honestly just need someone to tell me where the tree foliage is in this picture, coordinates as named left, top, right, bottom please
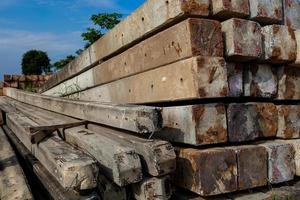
left=53, top=55, right=75, bottom=71
left=21, top=50, right=51, bottom=75
left=82, top=13, right=122, bottom=48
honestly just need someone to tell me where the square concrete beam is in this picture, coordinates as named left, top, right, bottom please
left=277, top=66, right=300, bottom=100
left=258, top=141, right=295, bottom=184
left=280, top=139, right=300, bottom=177
left=175, top=147, right=237, bottom=196
left=249, top=0, right=282, bottom=24
left=261, top=25, right=297, bottom=63
left=211, top=0, right=249, bottom=19
left=283, top=0, right=300, bottom=30
left=243, top=64, right=277, bottom=98
left=227, top=103, right=278, bottom=142
left=221, top=18, right=262, bottom=61
left=277, top=105, right=300, bottom=139
left=227, top=63, right=243, bottom=97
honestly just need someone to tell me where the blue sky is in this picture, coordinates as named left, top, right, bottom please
left=0, top=0, right=145, bottom=80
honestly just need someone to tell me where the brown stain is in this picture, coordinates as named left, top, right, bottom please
left=289, top=52, right=297, bottom=61
left=288, top=26, right=296, bottom=40
left=192, top=105, right=205, bottom=122
left=271, top=47, right=282, bottom=59
left=222, top=0, right=232, bottom=10
left=216, top=104, right=225, bottom=115
left=197, top=126, right=227, bottom=144
left=256, top=104, right=278, bottom=137
left=208, top=66, right=217, bottom=83
left=284, top=75, right=296, bottom=99
left=258, top=6, right=268, bottom=17
left=273, top=25, right=280, bottom=34
left=198, top=87, right=207, bottom=97
left=181, top=0, right=209, bottom=14
left=274, top=8, right=282, bottom=19
left=220, top=86, right=228, bottom=97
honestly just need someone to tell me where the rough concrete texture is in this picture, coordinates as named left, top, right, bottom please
left=258, top=141, right=295, bottom=184
left=175, top=147, right=237, bottom=196
left=211, top=0, right=249, bottom=19
left=226, top=63, right=243, bottom=97
left=293, top=30, right=300, bottom=66
left=232, top=145, right=268, bottom=190
left=249, top=0, right=282, bottom=24
left=261, top=25, right=297, bottom=63
left=243, top=64, right=277, bottom=98
left=277, top=105, right=300, bottom=139
left=277, top=66, right=300, bottom=100
left=283, top=0, right=300, bottom=30
left=227, top=103, right=278, bottom=142
left=280, top=139, right=300, bottom=177
left=221, top=18, right=262, bottom=61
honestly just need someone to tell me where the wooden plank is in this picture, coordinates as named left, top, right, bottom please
left=277, top=105, right=300, bottom=139
left=227, top=103, right=278, bottom=142
left=44, top=18, right=223, bottom=97
left=132, top=176, right=172, bottom=200
left=6, top=112, right=98, bottom=190
left=88, top=124, right=176, bottom=177
left=211, top=0, right=249, bottom=19
left=65, top=56, right=229, bottom=104
left=249, top=0, right=282, bottom=24
left=227, top=63, right=243, bottom=97
left=0, top=127, right=33, bottom=200
left=40, top=0, right=210, bottom=92
left=2, top=125, right=100, bottom=200
left=3, top=88, right=162, bottom=134
left=159, top=104, right=227, bottom=145
left=231, top=145, right=268, bottom=190
left=221, top=18, right=262, bottom=61
left=175, top=147, right=237, bottom=196
left=64, top=126, right=143, bottom=186
left=277, top=66, right=300, bottom=100
left=283, top=0, right=300, bottom=30
left=243, top=64, right=277, bottom=98
left=261, top=25, right=297, bottom=64
left=258, top=141, right=295, bottom=184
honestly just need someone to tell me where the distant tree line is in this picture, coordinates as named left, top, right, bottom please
left=22, top=13, right=122, bottom=75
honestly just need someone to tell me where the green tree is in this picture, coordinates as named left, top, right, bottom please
left=82, top=13, right=122, bottom=48
left=53, top=55, right=75, bottom=71
left=21, top=50, right=51, bottom=75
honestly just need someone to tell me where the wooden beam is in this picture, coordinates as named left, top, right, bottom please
left=261, top=25, right=296, bottom=64
left=277, top=105, right=300, bottom=139
left=88, top=124, right=176, bottom=177
left=227, top=103, right=278, bottom=142
left=159, top=104, right=227, bottom=145
left=211, top=0, right=249, bottom=19
left=64, top=126, right=143, bottom=186
left=221, top=18, right=262, bottom=61
left=249, top=0, right=282, bottom=24
left=131, top=176, right=172, bottom=200
left=40, top=0, right=210, bottom=92
left=6, top=112, right=98, bottom=190
left=0, top=127, right=33, bottom=200
left=65, top=56, right=228, bottom=104
left=243, top=64, right=277, bottom=98
left=175, top=147, right=237, bottom=196
left=2, top=125, right=100, bottom=200
left=283, top=0, right=300, bottom=30
left=258, top=141, right=295, bottom=184
left=3, top=88, right=162, bottom=134
left=43, top=18, right=223, bottom=97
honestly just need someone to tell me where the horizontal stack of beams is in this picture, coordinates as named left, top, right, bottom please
left=2, top=0, right=300, bottom=199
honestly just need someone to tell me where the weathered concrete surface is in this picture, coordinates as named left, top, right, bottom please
left=293, top=30, right=300, bottom=66
left=0, top=128, right=33, bottom=200
left=64, top=126, right=143, bottom=186
left=243, top=64, right=277, bottom=98
left=283, top=0, right=300, bottom=30
left=97, top=174, right=127, bottom=200
left=132, top=176, right=172, bottom=200
left=227, top=103, right=278, bottom=142
left=44, top=18, right=224, bottom=98
left=227, top=63, right=243, bottom=97
left=232, top=145, right=268, bottom=190
left=249, top=0, right=282, bottom=24
left=277, top=105, right=300, bottom=139
left=258, top=141, right=295, bottom=184
left=221, top=18, right=262, bottom=61
left=280, top=139, right=300, bottom=176
left=175, top=147, right=237, bottom=196
left=88, top=124, right=176, bottom=177
left=261, top=25, right=297, bottom=63
left=160, top=104, right=227, bottom=145
left=277, top=66, right=300, bottom=100
left=65, top=56, right=229, bottom=104
left=211, top=0, right=249, bottom=19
